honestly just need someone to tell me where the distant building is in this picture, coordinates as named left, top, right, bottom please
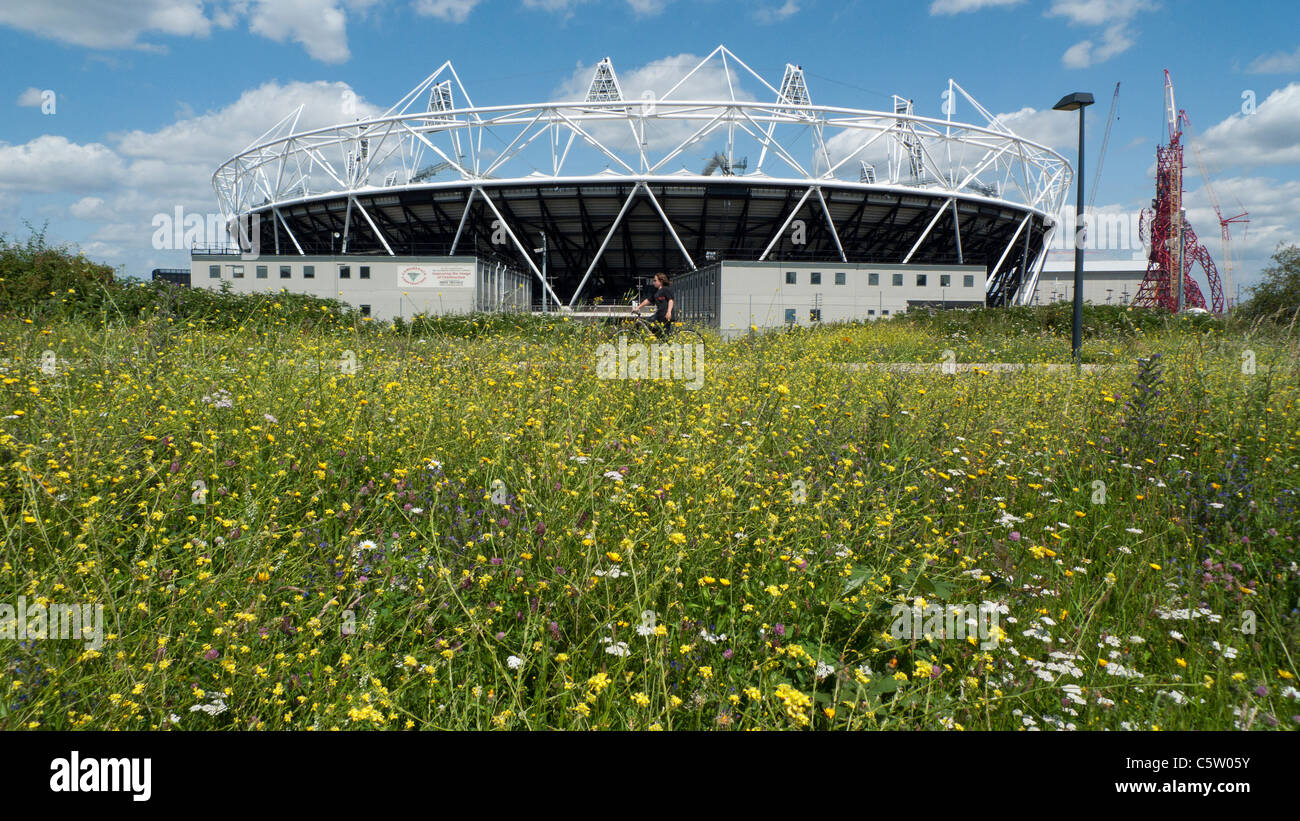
left=151, top=268, right=191, bottom=287
left=190, top=252, right=531, bottom=320
left=1030, top=256, right=1147, bottom=306
left=675, top=260, right=986, bottom=337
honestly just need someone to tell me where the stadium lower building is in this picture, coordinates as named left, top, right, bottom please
left=196, top=46, right=1072, bottom=328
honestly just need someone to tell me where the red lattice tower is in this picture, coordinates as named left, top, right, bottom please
left=1134, top=71, right=1225, bottom=313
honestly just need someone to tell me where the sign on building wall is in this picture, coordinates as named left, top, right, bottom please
left=398, top=263, right=474, bottom=288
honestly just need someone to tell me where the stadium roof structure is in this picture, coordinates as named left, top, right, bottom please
left=212, top=46, right=1073, bottom=306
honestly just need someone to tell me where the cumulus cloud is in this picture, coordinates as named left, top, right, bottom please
left=0, top=0, right=378, bottom=62
left=992, top=106, right=1079, bottom=152
left=1248, top=46, right=1300, bottom=74
left=0, top=0, right=212, bottom=51
left=16, top=87, right=46, bottom=107
left=0, top=136, right=128, bottom=193
left=0, top=80, right=382, bottom=266
left=1048, top=0, right=1156, bottom=68
left=1196, top=82, right=1300, bottom=168
left=522, top=0, right=673, bottom=16
left=413, top=0, right=484, bottom=22
left=929, top=0, right=1024, bottom=13
left=755, top=1, right=800, bottom=23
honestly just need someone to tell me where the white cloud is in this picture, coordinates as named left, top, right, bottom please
left=0, top=0, right=377, bottom=63
left=929, top=0, right=1023, bottom=14
left=70, top=196, right=112, bottom=221
left=755, top=1, right=800, bottom=23
left=1048, top=0, right=1155, bottom=68
left=1, top=80, right=383, bottom=271
left=0, top=0, right=212, bottom=50
left=1197, top=82, right=1300, bottom=168
left=0, top=136, right=127, bottom=193
left=992, top=106, right=1079, bottom=152
left=522, top=0, right=673, bottom=15
left=17, top=87, right=46, bottom=107
left=1248, top=46, right=1300, bottom=74
left=413, top=0, right=483, bottom=22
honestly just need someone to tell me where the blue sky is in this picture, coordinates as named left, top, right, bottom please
left=2, top=0, right=1297, bottom=298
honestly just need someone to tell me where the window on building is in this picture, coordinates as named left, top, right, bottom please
left=784, top=308, right=797, bottom=323
left=891, top=273, right=903, bottom=287
left=360, top=305, right=371, bottom=318
left=834, top=272, right=846, bottom=285
left=340, top=265, right=351, bottom=279
left=360, top=266, right=371, bottom=280
left=916, top=274, right=927, bottom=287
left=231, top=265, right=244, bottom=279
left=810, top=271, right=821, bottom=285
left=256, top=265, right=268, bottom=279
left=809, top=308, right=821, bottom=322
left=882, top=309, right=890, bottom=315
left=963, top=275, right=975, bottom=288
left=868, top=273, right=879, bottom=286
left=868, top=309, right=876, bottom=316
left=940, top=274, right=951, bottom=288
left=280, top=265, right=291, bottom=279
left=785, top=271, right=796, bottom=285
left=304, top=265, right=315, bottom=279
left=209, top=265, right=220, bottom=279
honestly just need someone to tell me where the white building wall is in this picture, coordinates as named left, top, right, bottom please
left=714, top=261, right=986, bottom=335
left=190, top=255, right=531, bottom=320
left=1031, top=257, right=1146, bottom=306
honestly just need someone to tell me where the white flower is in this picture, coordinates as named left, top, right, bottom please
left=507, top=655, right=524, bottom=670
left=358, top=540, right=378, bottom=551
left=699, top=629, right=727, bottom=644
left=814, top=662, right=836, bottom=681
left=264, top=413, right=277, bottom=423
left=593, top=567, right=623, bottom=578
left=190, top=696, right=227, bottom=716
left=604, top=640, right=629, bottom=657
left=1125, top=527, right=1143, bottom=534
left=603, top=470, right=624, bottom=482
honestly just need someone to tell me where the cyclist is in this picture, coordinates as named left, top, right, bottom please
left=632, top=272, right=675, bottom=338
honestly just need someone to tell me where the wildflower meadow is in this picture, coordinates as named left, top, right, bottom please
left=2, top=285, right=1298, bottom=731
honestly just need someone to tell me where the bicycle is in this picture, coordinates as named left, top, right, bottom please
left=599, top=306, right=707, bottom=351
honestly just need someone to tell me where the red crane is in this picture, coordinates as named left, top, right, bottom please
left=1134, top=70, right=1226, bottom=313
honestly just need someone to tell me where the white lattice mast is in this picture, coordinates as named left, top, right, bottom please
left=586, top=57, right=625, bottom=102
left=778, top=64, right=811, bottom=108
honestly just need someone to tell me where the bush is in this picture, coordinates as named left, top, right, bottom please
left=1237, top=244, right=1300, bottom=324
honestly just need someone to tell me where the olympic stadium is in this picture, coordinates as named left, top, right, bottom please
left=195, top=46, right=1073, bottom=326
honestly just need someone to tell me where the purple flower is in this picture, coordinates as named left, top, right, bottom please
left=204, top=648, right=219, bottom=660
left=773, top=623, right=786, bottom=637
left=1255, top=685, right=1269, bottom=697
left=1009, top=531, right=1021, bottom=542
left=931, top=665, right=942, bottom=679
left=723, top=648, right=733, bottom=660
left=490, top=557, right=503, bottom=566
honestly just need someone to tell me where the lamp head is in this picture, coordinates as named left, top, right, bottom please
left=1053, top=92, right=1095, bottom=112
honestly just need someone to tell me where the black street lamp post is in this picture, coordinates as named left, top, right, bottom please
left=1053, top=91, right=1094, bottom=363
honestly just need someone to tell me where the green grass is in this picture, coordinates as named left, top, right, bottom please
left=2, top=304, right=1298, bottom=730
